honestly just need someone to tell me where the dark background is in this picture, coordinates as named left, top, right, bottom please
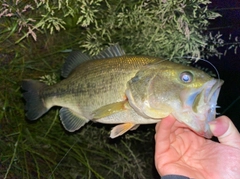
left=208, top=0, right=240, bottom=130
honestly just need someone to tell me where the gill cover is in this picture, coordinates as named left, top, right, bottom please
left=126, top=65, right=174, bottom=119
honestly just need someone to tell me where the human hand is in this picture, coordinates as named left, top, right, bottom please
left=154, top=115, right=240, bottom=179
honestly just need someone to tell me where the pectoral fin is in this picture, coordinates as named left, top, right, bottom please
left=143, top=103, right=171, bottom=118
left=92, top=101, right=129, bottom=119
left=59, top=108, right=89, bottom=132
left=110, top=123, right=137, bottom=138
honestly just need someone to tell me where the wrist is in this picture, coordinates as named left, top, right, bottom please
left=162, top=174, right=190, bottom=179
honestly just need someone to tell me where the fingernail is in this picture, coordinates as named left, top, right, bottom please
left=208, top=117, right=229, bottom=137
left=209, top=121, right=217, bottom=134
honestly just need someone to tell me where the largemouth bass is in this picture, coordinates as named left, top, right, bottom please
left=22, top=45, right=223, bottom=138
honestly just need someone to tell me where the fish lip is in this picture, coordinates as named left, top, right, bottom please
left=203, top=79, right=224, bottom=138
left=180, top=79, right=224, bottom=138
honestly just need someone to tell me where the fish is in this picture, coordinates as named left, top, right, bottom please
left=22, top=44, right=224, bottom=138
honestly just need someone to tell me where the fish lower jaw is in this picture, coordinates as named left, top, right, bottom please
left=178, top=104, right=204, bottom=118
left=172, top=109, right=208, bottom=130
left=173, top=108, right=215, bottom=138
left=193, top=101, right=218, bottom=114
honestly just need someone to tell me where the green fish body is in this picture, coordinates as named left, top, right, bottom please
left=22, top=45, right=223, bottom=138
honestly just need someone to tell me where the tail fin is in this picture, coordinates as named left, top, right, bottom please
left=22, top=79, right=49, bottom=120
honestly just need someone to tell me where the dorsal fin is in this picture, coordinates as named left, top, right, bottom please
left=61, top=44, right=125, bottom=78
left=92, top=44, right=126, bottom=60
left=61, top=51, right=90, bottom=78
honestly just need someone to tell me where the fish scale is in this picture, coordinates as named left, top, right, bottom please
left=51, top=56, right=158, bottom=110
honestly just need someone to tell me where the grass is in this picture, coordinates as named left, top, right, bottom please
left=0, top=18, right=158, bottom=179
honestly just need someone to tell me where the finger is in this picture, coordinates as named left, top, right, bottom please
left=209, top=115, right=240, bottom=148
left=155, top=115, right=176, bottom=153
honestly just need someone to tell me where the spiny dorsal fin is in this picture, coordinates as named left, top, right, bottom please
left=61, top=51, right=90, bottom=78
left=59, top=107, right=89, bottom=132
left=92, top=44, right=126, bottom=60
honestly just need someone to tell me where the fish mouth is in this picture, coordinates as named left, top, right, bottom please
left=177, top=79, right=224, bottom=138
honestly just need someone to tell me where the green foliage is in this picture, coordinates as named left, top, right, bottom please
left=0, top=0, right=234, bottom=178
left=204, top=32, right=240, bottom=58
left=1, top=0, right=223, bottom=61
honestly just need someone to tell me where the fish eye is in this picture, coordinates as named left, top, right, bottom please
left=180, top=71, right=193, bottom=83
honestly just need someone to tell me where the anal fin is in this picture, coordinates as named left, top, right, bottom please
left=59, top=108, right=89, bottom=132
left=110, top=123, right=137, bottom=138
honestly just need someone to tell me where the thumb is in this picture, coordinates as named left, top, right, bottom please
left=209, top=115, right=240, bottom=149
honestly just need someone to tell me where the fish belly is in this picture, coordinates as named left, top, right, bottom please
left=96, top=108, right=160, bottom=124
